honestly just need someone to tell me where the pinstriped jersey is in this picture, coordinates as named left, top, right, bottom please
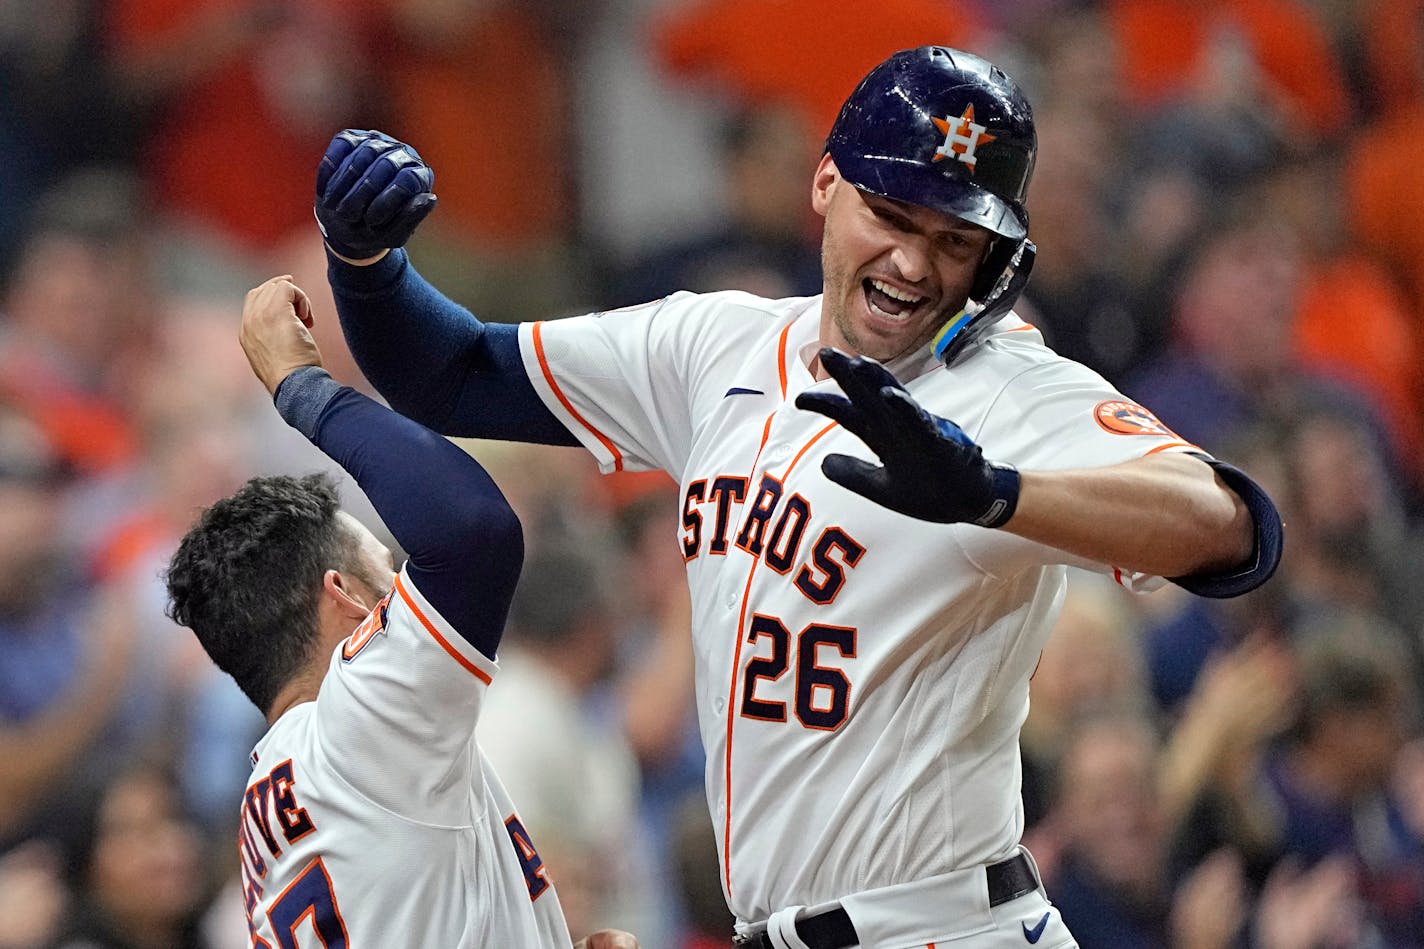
left=518, top=292, right=1201, bottom=923
left=237, top=566, right=572, bottom=948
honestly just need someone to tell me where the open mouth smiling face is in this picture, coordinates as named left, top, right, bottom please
left=813, top=156, right=992, bottom=367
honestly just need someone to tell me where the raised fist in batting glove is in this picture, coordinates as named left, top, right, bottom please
left=795, top=348, right=1020, bottom=527
left=315, top=129, right=437, bottom=260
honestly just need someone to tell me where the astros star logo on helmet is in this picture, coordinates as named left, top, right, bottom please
left=932, top=104, right=997, bottom=171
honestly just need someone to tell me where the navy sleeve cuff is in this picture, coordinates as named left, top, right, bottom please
left=326, top=247, right=409, bottom=298
left=274, top=366, right=344, bottom=440
left=1168, top=460, right=1284, bottom=599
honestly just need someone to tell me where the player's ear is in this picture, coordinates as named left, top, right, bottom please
left=812, top=153, right=839, bottom=217
left=322, top=569, right=374, bottom=619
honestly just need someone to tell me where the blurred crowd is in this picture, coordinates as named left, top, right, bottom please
left=0, top=0, right=1421, bottom=947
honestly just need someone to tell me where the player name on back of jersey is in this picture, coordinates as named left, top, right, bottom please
left=237, top=757, right=319, bottom=926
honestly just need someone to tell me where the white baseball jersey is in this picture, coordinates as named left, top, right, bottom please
left=519, top=292, right=1200, bottom=933
left=236, top=566, right=572, bottom=948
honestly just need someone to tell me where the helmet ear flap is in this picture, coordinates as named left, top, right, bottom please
left=969, top=235, right=1023, bottom=304
left=933, top=239, right=1036, bottom=367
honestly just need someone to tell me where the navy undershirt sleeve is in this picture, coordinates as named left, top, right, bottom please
left=1167, top=458, right=1284, bottom=599
left=275, top=366, right=520, bottom=659
left=327, top=248, right=578, bottom=446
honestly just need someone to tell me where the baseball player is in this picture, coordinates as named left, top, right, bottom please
left=165, top=276, right=638, bottom=949
left=312, top=47, right=1282, bottom=948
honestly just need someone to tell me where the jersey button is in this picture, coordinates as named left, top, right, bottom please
left=714, top=697, right=726, bottom=715
left=724, top=592, right=738, bottom=610
left=767, top=443, right=791, bottom=460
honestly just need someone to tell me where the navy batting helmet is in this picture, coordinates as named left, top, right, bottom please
left=826, top=46, right=1038, bottom=366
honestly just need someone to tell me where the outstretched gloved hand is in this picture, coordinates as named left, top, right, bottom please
left=315, top=128, right=437, bottom=260
left=796, top=348, right=1020, bottom=527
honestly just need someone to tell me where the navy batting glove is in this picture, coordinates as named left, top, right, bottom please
left=795, top=348, right=1020, bottom=526
left=315, top=129, right=437, bottom=259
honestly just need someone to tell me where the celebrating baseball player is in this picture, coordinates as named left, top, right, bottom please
left=165, top=276, right=638, bottom=948
left=312, top=47, right=1282, bottom=949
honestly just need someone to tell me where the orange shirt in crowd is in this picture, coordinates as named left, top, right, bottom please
left=376, top=4, right=570, bottom=251
left=1360, top=0, right=1424, bottom=118
left=1347, top=103, right=1424, bottom=402
left=1348, top=105, right=1424, bottom=307
left=106, top=0, right=382, bottom=250
left=1106, top=0, right=1347, bottom=137
left=654, top=0, right=984, bottom=135
left=0, top=366, right=137, bottom=475
left=1294, top=254, right=1424, bottom=480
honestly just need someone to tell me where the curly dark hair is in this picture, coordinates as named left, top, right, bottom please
left=166, top=473, right=358, bottom=714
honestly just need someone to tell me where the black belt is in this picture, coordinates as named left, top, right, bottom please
left=732, top=851, right=1040, bottom=949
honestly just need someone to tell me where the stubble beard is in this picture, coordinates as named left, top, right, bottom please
left=820, top=230, right=956, bottom=363
left=824, top=270, right=955, bottom=364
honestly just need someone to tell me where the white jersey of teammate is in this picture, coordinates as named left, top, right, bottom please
left=519, top=292, right=1199, bottom=936
left=236, top=565, right=572, bottom=948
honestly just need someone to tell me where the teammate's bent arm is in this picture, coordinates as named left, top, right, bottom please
left=327, top=248, right=578, bottom=446
left=276, top=365, right=520, bottom=656
left=1006, top=451, right=1277, bottom=593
